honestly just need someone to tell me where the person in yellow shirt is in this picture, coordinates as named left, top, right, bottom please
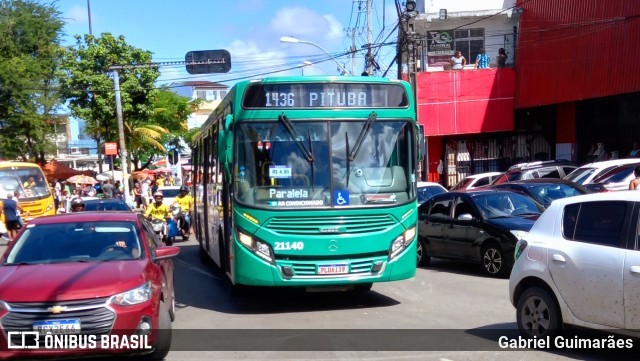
left=145, top=191, right=170, bottom=221
left=156, top=175, right=165, bottom=188
left=171, top=186, right=193, bottom=236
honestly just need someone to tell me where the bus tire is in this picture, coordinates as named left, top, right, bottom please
left=354, top=283, right=373, bottom=292
left=199, top=245, right=209, bottom=264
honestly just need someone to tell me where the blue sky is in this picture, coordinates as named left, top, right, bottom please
left=57, top=0, right=400, bottom=85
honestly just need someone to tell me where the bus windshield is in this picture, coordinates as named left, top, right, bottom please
left=235, top=119, right=414, bottom=208
left=0, top=167, right=52, bottom=201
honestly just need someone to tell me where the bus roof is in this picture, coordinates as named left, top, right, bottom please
left=0, top=161, right=43, bottom=168
left=193, top=76, right=414, bottom=144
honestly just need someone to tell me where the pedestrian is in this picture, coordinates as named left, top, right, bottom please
left=13, top=191, right=24, bottom=229
left=630, top=166, right=640, bottom=190
left=450, top=50, right=466, bottom=70
left=102, top=179, right=115, bottom=199
left=496, top=48, right=508, bottom=68
left=140, top=177, right=151, bottom=211
left=1, top=193, right=24, bottom=242
left=54, top=179, right=62, bottom=210
left=133, top=182, right=142, bottom=209
left=474, top=48, right=490, bottom=69
left=629, top=142, right=640, bottom=158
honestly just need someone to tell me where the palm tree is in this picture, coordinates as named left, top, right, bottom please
left=125, top=121, right=169, bottom=172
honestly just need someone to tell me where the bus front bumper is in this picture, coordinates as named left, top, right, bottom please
left=232, top=240, right=416, bottom=287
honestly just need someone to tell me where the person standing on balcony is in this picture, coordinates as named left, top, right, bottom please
left=497, top=48, right=508, bottom=68
left=450, top=51, right=466, bottom=70
left=474, top=48, right=490, bottom=69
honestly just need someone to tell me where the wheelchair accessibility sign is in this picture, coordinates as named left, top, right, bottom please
left=333, top=190, right=349, bottom=206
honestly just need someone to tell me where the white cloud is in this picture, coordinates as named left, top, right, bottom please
left=270, top=7, right=342, bottom=42
left=64, top=5, right=88, bottom=24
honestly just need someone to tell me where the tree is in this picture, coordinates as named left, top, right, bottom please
left=0, top=0, right=65, bottom=163
left=60, top=32, right=161, bottom=172
left=132, top=88, right=202, bottom=171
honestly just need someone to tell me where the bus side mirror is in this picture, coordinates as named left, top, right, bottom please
left=223, top=114, right=232, bottom=131
left=218, top=115, right=234, bottom=179
left=418, top=125, right=425, bottom=161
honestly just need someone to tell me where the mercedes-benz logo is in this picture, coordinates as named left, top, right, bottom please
left=328, top=240, right=338, bottom=252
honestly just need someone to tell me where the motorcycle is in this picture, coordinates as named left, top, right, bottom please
left=150, top=218, right=171, bottom=246
left=171, top=204, right=190, bottom=242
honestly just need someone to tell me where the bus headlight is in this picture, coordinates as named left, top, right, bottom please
left=389, top=226, right=416, bottom=260
left=237, top=230, right=274, bottom=264
left=45, top=201, right=54, bottom=212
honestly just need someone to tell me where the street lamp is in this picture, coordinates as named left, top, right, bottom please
left=299, top=61, right=330, bottom=75
left=280, top=36, right=351, bottom=75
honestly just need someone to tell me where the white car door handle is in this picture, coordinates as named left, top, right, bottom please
left=630, top=266, right=640, bottom=274
left=552, top=254, right=566, bottom=263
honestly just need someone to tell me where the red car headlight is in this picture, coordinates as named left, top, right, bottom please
left=109, top=283, right=152, bottom=306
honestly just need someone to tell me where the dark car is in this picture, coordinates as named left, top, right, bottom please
left=491, top=161, right=577, bottom=185
left=0, top=212, right=180, bottom=359
left=85, top=198, right=132, bottom=211
left=58, top=197, right=132, bottom=213
left=489, top=178, right=589, bottom=208
left=417, top=189, right=543, bottom=277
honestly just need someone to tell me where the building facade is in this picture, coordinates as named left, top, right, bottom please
left=405, top=0, right=639, bottom=188
left=170, top=81, right=228, bottom=129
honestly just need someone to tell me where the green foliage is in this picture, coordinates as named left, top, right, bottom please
left=60, top=32, right=161, bottom=148
left=0, top=0, right=65, bottom=163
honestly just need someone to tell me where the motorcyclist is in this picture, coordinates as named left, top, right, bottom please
left=145, top=192, right=171, bottom=241
left=70, top=197, right=86, bottom=212
left=171, top=185, right=193, bottom=235
left=145, top=191, right=171, bottom=221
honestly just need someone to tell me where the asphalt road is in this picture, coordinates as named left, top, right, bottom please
left=166, top=237, right=631, bottom=361
left=0, top=236, right=631, bottom=361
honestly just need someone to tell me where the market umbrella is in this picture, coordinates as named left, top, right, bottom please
left=96, top=171, right=124, bottom=182
left=149, top=159, right=168, bottom=169
left=67, top=174, right=98, bottom=185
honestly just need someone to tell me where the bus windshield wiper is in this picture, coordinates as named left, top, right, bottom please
left=348, top=112, right=377, bottom=162
left=278, top=113, right=315, bottom=188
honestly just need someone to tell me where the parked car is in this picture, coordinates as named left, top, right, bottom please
left=0, top=212, right=180, bottom=359
left=585, top=162, right=640, bottom=192
left=489, top=179, right=589, bottom=208
left=417, top=181, right=447, bottom=205
left=417, top=189, right=543, bottom=277
left=510, top=192, right=640, bottom=339
left=451, top=172, right=502, bottom=191
left=491, top=161, right=577, bottom=185
left=563, top=158, right=640, bottom=185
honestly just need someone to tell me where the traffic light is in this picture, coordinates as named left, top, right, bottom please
left=168, top=149, right=179, bottom=165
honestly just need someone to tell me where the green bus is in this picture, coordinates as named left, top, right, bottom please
left=191, top=76, right=423, bottom=291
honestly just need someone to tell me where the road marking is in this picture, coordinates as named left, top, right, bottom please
left=174, top=258, right=225, bottom=281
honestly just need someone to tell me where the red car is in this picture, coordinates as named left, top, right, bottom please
left=0, top=212, right=179, bottom=360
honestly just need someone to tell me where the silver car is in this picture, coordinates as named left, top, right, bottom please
left=509, top=191, right=640, bottom=339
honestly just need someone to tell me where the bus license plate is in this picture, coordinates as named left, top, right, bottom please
left=33, top=319, right=81, bottom=334
left=318, top=264, right=348, bottom=275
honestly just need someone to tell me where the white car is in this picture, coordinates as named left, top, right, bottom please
left=509, top=191, right=640, bottom=339
left=451, top=172, right=502, bottom=191
left=416, top=181, right=447, bottom=205
left=564, top=158, right=640, bottom=185
left=158, top=186, right=182, bottom=207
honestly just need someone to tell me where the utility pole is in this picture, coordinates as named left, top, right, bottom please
left=366, top=0, right=373, bottom=75
left=111, top=68, right=129, bottom=202
left=351, top=28, right=357, bottom=76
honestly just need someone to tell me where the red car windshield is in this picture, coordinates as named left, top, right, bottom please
left=4, top=221, right=143, bottom=265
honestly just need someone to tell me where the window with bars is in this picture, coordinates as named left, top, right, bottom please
left=454, top=28, right=485, bottom=65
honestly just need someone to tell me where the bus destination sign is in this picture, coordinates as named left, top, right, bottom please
left=243, top=83, right=408, bottom=109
